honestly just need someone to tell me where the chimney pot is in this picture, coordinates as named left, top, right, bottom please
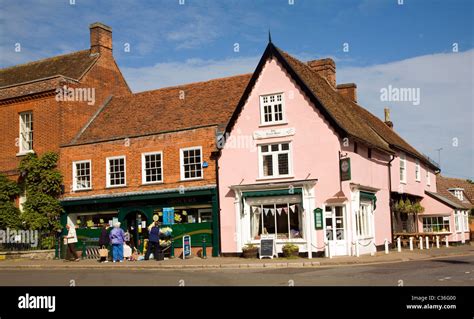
left=384, top=107, right=393, bottom=129
left=90, top=22, right=112, bottom=55
left=307, top=58, right=336, bottom=87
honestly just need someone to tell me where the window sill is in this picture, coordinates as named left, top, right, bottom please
left=141, top=181, right=164, bottom=186
left=16, top=150, right=35, bottom=157
left=256, top=176, right=294, bottom=182
left=258, top=122, right=288, bottom=128
left=105, top=185, right=127, bottom=189
left=416, top=179, right=421, bottom=183
left=250, top=238, right=306, bottom=244
left=72, top=188, right=92, bottom=192
left=400, top=181, right=407, bottom=185
left=180, top=177, right=204, bottom=182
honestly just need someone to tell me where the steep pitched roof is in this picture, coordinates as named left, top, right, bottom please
left=70, top=74, right=252, bottom=145
left=425, top=191, right=467, bottom=210
left=0, top=50, right=98, bottom=88
left=436, top=175, right=474, bottom=209
left=225, top=43, right=439, bottom=168
left=0, top=50, right=99, bottom=101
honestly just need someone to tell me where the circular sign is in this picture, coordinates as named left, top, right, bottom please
left=153, top=215, right=159, bottom=221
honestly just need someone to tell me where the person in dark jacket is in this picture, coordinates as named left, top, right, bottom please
left=145, top=222, right=161, bottom=261
left=98, top=224, right=110, bottom=263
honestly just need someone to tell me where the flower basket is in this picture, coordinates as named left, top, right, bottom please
left=242, top=244, right=258, bottom=258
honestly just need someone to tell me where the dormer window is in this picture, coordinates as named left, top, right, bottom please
left=260, top=93, right=285, bottom=125
left=449, top=188, right=464, bottom=201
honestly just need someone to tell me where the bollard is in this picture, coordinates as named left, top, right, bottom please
left=355, top=240, right=360, bottom=257
left=425, top=236, right=430, bottom=249
left=54, top=237, right=60, bottom=259
left=436, top=236, right=440, bottom=249
left=409, top=237, right=413, bottom=251
left=445, top=236, right=449, bottom=248
left=170, top=239, right=175, bottom=258
left=419, top=236, right=423, bottom=250
left=384, top=238, right=389, bottom=254
left=328, top=242, right=333, bottom=259
left=397, top=237, right=401, bottom=253
left=202, top=236, right=207, bottom=259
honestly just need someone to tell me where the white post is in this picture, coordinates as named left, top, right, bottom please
left=328, top=242, right=333, bottom=259
left=397, top=237, right=401, bottom=252
left=436, top=236, right=440, bottom=249
left=445, top=236, right=449, bottom=248
left=419, top=236, right=424, bottom=250
left=384, top=238, right=389, bottom=254
left=355, top=240, right=360, bottom=257
left=324, top=240, right=329, bottom=258
left=425, top=236, right=430, bottom=249
left=409, top=237, right=413, bottom=251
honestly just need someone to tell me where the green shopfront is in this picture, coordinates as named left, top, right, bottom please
left=60, top=186, right=220, bottom=257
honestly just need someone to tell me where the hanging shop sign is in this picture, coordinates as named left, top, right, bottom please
left=183, top=235, right=191, bottom=259
left=163, top=207, right=175, bottom=225
left=259, top=234, right=277, bottom=259
left=314, top=208, right=323, bottom=230
left=340, top=157, right=351, bottom=181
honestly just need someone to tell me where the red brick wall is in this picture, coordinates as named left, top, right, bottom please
left=60, top=126, right=217, bottom=197
left=0, top=51, right=130, bottom=179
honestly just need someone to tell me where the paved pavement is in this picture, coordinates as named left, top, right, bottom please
left=0, top=244, right=472, bottom=270
left=0, top=254, right=472, bottom=286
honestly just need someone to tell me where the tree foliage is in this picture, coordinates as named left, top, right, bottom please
left=18, top=152, right=63, bottom=232
left=0, top=174, right=21, bottom=229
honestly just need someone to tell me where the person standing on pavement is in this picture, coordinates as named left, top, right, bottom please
left=98, top=223, right=110, bottom=263
left=145, top=221, right=161, bottom=261
left=109, top=222, right=126, bottom=262
left=63, top=224, right=80, bottom=261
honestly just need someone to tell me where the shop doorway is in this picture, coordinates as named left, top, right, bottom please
left=123, top=211, right=148, bottom=252
left=324, top=205, right=347, bottom=256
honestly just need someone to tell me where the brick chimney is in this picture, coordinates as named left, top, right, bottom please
left=90, top=22, right=112, bottom=55
left=337, top=83, right=357, bottom=103
left=307, top=58, right=336, bottom=87
left=384, top=107, right=393, bottom=129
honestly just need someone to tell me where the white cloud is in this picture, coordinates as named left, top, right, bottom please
left=338, top=49, right=474, bottom=179
left=121, top=56, right=259, bottom=91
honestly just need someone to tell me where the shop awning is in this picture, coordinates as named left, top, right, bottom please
left=360, top=191, right=377, bottom=210
left=242, top=188, right=302, bottom=198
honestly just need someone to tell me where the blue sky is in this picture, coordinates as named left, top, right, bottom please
left=1, top=0, right=473, bottom=179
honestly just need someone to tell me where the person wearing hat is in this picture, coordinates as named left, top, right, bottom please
left=109, top=222, right=126, bottom=262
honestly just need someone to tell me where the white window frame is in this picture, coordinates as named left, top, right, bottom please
left=399, top=153, right=407, bottom=184
left=455, top=210, right=462, bottom=233
left=259, top=93, right=286, bottom=126
left=422, top=216, right=450, bottom=233
left=141, top=151, right=163, bottom=185
left=19, top=111, right=34, bottom=154
left=180, top=146, right=203, bottom=181
left=72, top=160, right=92, bottom=191
left=356, top=201, right=374, bottom=239
left=258, top=142, right=293, bottom=179
left=462, top=211, right=469, bottom=232
left=415, top=159, right=421, bottom=182
left=106, top=156, right=126, bottom=188
left=426, top=169, right=431, bottom=186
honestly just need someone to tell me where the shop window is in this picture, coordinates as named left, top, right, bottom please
left=19, top=111, right=33, bottom=153
left=180, top=147, right=203, bottom=180
left=106, top=156, right=126, bottom=187
left=260, top=93, right=285, bottom=125
left=73, top=160, right=92, bottom=191
left=250, top=201, right=302, bottom=240
left=259, top=143, right=291, bottom=178
left=356, top=203, right=373, bottom=238
left=142, top=152, right=163, bottom=184
left=73, top=212, right=118, bottom=229
left=422, top=216, right=450, bottom=233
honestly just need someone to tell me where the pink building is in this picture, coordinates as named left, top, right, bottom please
left=217, top=41, right=470, bottom=257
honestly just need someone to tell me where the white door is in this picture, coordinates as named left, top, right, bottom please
left=325, top=206, right=347, bottom=256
